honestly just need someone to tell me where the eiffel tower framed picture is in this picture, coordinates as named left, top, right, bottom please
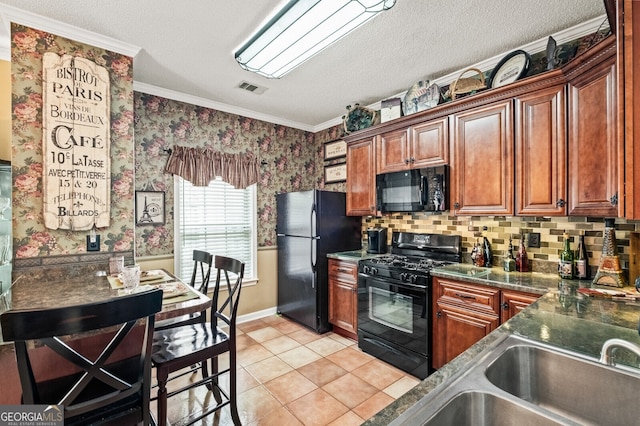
left=135, top=190, right=165, bottom=225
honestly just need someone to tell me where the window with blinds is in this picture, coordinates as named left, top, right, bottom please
left=175, top=176, right=256, bottom=287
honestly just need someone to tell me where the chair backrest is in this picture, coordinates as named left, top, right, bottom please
left=190, top=249, right=214, bottom=293
left=211, top=255, right=245, bottom=331
left=0, top=289, right=163, bottom=425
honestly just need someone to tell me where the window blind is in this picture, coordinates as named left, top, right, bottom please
left=175, top=177, right=256, bottom=287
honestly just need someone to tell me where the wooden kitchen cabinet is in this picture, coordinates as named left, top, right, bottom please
left=566, top=46, right=619, bottom=217
left=500, top=289, right=540, bottom=322
left=432, top=303, right=500, bottom=370
left=621, top=0, right=640, bottom=219
left=515, top=85, right=567, bottom=216
left=328, top=258, right=358, bottom=340
left=376, top=128, right=411, bottom=173
left=376, top=117, right=449, bottom=174
left=432, top=277, right=500, bottom=369
left=346, top=138, right=377, bottom=216
left=450, top=100, right=514, bottom=216
left=432, top=276, right=539, bottom=369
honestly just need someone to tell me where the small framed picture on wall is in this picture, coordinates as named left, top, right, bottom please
left=324, top=163, right=347, bottom=183
left=135, top=190, right=165, bottom=225
left=323, top=139, right=347, bottom=161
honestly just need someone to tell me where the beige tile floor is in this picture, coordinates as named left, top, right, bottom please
left=152, top=314, right=421, bottom=425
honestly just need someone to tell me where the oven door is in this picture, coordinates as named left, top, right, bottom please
left=357, top=272, right=429, bottom=356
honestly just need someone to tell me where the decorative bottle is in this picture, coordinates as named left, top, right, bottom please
left=472, top=240, right=485, bottom=267
left=559, top=231, right=574, bottom=279
left=516, top=232, right=529, bottom=272
left=482, top=227, right=492, bottom=268
left=504, top=236, right=516, bottom=272
left=574, top=231, right=589, bottom=279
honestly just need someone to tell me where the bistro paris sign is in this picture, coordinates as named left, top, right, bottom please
left=42, top=53, right=111, bottom=231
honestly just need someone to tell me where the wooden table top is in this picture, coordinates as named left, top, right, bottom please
left=0, top=268, right=211, bottom=346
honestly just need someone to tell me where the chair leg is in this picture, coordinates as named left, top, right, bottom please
left=156, top=367, right=169, bottom=426
left=207, top=357, right=223, bottom=403
left=229, top=350, right=241, bottom=426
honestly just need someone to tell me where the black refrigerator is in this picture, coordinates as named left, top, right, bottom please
left=276, top=190, right=362, bottom=333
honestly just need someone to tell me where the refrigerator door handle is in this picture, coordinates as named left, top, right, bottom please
left=311, top=237, right=317, bottom=287
left=311, top=203, right=317, bottom=238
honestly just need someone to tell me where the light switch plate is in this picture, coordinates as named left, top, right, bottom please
left=528, top=232, right=541, bottom=248
left=87, top=235, right=100, bottom=251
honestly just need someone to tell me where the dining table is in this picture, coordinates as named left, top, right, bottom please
left=0, top=267, right=212, bottom=404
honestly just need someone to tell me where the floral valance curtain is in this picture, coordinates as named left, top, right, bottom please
left=165, top=145, right=259, bottom=188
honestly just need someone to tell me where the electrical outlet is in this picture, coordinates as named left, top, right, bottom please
left=87, top=234, right=100, bottom=251
left=528, top=232, right=541, bottom=248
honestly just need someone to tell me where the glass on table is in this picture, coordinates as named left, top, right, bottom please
left=119, top=264, right=141, bottom=293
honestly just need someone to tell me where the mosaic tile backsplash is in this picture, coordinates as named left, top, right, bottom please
left=363, top=214, right=640, bottom=279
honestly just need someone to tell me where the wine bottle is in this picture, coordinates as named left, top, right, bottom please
left=574, top=231, right=589, bottom=279
left=516, top=232, right=529, bottom=272
left=559, top=232, right=574, bottom=279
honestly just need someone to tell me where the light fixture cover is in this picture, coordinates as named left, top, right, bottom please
left=235, top=0, right=396, bottom=79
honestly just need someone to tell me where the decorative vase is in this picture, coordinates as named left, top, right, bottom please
left=592, top=218, right=627, bottom=288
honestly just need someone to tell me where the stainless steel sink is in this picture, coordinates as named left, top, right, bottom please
left=390, top=335, right=640, bottom=426
left=421, top=391, right=561, bottom=426
left=485, top=342, right=640, bottom=425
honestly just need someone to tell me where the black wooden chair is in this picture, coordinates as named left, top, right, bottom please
left=0, top=288, right=163, bottom=426
left=154, top=249, right=213, bottom=331
left=151, top=255, right=245, bottom=426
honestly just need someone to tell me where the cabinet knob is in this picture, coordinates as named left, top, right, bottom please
left=404, top=158, right=410, bottom=164
left=436, top=311, right=442, bottom=318
left=410, top=157, right=415, bottom=163
left=556, top=199, right=566, bottom=207
left=610, top=193, right=618, bottom=206
left=453, top=202, right=460, bottom=209
left=501, top=302, right=510, bottom=310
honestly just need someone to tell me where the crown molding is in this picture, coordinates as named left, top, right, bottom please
left=133, top=81, right=315, bottom=133
left=329, top=14, right=608, bottom=130
left=0, top=4, right=141, bottom=60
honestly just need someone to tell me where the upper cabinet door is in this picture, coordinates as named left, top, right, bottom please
left=346, top=138, right=377, bottom=216
left=376, top=128, right=411, bottom=174
left=451, top=100, right=514, bottom=216
left=411, top=117, right=449, bottom=168
left=567, top=55, right=619, bottom=217
left=515, top=85, right=567, bottom=216
left=621, top=0, right=639, bottom=219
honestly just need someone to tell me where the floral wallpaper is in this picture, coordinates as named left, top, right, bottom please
left=9, top=25, right=350, bottom=261
left=10, top=24, right=135, bottom=259
left=134, top=93, right=346, bottom=256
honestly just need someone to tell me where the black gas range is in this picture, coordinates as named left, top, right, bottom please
left=357, top=231, right=461, bottom=379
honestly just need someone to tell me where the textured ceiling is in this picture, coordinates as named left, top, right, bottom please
left=0, top=0, right=607, bottom=131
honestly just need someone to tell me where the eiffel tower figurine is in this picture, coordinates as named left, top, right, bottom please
left=592, top=218, right=627, bottom=288
left=139, top=196, right=153, bottom=223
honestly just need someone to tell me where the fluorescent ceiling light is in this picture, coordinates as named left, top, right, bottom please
left=235, top=0, right=396, bottom=79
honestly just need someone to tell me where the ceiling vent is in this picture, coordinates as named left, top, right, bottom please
left=237, top=81, right=267, bottom=95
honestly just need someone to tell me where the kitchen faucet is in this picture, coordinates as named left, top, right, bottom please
left=599, top=338, right=640, bottom=367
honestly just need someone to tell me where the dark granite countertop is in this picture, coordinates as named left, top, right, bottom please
left=327, top=250, right=386, bottom=261
left=364, top=264, right=640, bottom=425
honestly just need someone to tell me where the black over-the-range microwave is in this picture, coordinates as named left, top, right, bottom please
left=376, top=165, right=448, bottom=213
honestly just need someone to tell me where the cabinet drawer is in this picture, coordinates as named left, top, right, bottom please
left=434, top=278, right=501, bottom=315
left=328, top=259, right=358, bottom=282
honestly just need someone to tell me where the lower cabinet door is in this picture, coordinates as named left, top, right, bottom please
left=432, top=302, right=499, bottom=369
left=501, top=290, right=540, bottom=322
left=328, top=277, right=357, bottom=339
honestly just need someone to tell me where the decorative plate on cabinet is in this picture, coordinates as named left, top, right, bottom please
left=488, top=50, right=531, bottom=89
